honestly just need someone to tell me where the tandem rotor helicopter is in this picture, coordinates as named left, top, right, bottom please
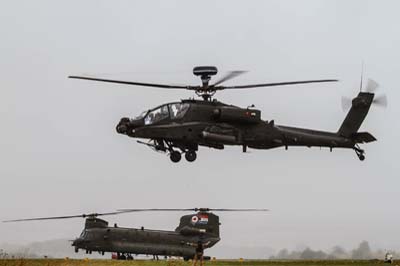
left=70, top=66, right=386, bottom=163
left=4, top=208, right=268, bottom=262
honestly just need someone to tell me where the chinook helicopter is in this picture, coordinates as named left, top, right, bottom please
left=4, top=208, right=268, bottom=261
left=69, top=66, right=386, bottom=162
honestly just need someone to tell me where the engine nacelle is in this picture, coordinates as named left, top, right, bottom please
left=213, top=107, right=261, bottom=124
left=178, top=226, right=204, bottom=236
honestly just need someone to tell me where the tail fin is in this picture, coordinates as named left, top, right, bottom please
left=338, top=92, right=375, bottom=137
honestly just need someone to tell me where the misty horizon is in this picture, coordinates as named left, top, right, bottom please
left=1, top=239, right=397, bottom=260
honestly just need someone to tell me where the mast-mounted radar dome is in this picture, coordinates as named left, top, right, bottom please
left=193, top=66, right=218, bottom=77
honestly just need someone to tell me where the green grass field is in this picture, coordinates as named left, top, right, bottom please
left=0, top=259, right=396, bottom=266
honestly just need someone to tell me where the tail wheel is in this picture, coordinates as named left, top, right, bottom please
left=185, top=150, right=197, bottom=162
left=354, top=146, right=366, bottom=161
left=170, top=151, right=182, bottom=163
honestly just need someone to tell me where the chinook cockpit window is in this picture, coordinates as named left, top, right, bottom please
left=144, top=105, right=169, bottom=125
left=169, top=103, right=189, bottom=119
left=80, top=230, right=88, bottom=238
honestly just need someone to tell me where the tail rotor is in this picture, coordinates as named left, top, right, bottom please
left=372, top=94, right=387, bottom=108
left=341, top=79, right=387, bottom=111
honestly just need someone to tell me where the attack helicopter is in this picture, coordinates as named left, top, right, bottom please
left=3, top=208, right=268, bottom=262
left=69, top=66, right=386, bottom=163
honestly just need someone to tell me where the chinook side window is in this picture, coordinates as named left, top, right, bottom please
left=144, top=105, right=169, bottom=125
left=169, top=103, right=189, bottom=119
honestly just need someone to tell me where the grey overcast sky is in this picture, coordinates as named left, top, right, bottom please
left=1, top=0, right=399, bottom=257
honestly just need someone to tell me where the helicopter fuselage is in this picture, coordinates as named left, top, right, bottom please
left=72, top=216, right=220, bottom=260
left=69, top=66, right=377, bottom=162
left=116, top=95, right=375, bottom=162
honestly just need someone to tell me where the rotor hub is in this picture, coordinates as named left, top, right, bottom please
left=193, top=66, right=219, bottom=100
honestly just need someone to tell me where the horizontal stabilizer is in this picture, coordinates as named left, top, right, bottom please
left=351, top=132, right=377, bottom=143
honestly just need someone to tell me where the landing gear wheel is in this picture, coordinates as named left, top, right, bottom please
left=170, top=151, right=181, bottom=163
left=355, top=147, right=366, bottom=161
left=185, top=150, right=197, bottom=162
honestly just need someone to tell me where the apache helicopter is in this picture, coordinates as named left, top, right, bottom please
left=69, top=66, right=386, bottom=162
left=4, top=208, right=268, bottom=262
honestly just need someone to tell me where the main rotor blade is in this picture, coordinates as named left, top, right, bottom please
left=212, top=71, right=247, bottom=86
left=117, top=208, right=196, bottom=213
left=216, top=79, right=338, bottom=90
left=206, top=208, right=269, bottom=212
left=3, top=211, right=122, bottom=223
left=69, top=76, right=195, bottom=90
left=117, top=208, right=269, bottom=213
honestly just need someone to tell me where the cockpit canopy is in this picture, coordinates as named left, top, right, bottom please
left=140, top=102, right=190, bottom=125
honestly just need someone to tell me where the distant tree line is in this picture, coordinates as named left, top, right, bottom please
left=269, top=241, right=399, bottom=260
left=0, top=248, right=39, bottom=259
left=0, top=249, right=8, bottom=259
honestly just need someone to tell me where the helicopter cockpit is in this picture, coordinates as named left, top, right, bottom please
left=116, top=102, right=191, bottom=135
left=79, top=229, right=88, bottom=238
left=143, top=102, right=190, bottom=125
